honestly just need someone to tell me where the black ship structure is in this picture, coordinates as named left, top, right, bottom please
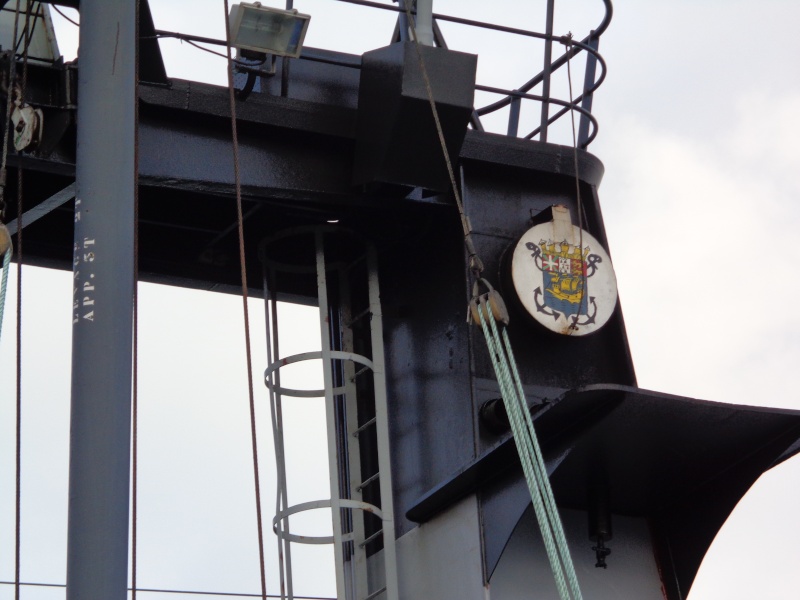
left=0, top=1, right=799, bottom=600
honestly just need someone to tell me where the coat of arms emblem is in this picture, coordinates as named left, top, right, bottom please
left=508, top=206, right=617, bottom=336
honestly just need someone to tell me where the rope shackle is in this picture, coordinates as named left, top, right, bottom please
left=469, top=278, right=509, bottom=326
left=467, top=252, right=484, bottom=278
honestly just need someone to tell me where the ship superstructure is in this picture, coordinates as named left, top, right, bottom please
left=0, top=2, right=799, bottom=600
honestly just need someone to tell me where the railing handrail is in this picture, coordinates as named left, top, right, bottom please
left=156, top=0, right=613, bottom=147
left=475, top=83, right=599, bottom=147
left=334, top=0, right=612, bottom=148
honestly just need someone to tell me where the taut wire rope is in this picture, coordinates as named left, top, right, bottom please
left=564, top=33, right=588, bottom=328
left=12, top=2, right=39, bottom=56
left=133, top=0, right=141, bottom=597
left=0, top=579, right=334, bottom=599
left=175, top=37, right=268, bottom=66
left=51, top=4, right=79, bottom=27
left=400, top=0, right=483, bottom=277
left=15, top=4, right=33, bottom=600
left=0, top=1, right=19, bottom=222
left=222, top=2, right=269, bottom=599
left=263, top=270, right=294, bottom=600
left=0, top=0, right=21, bottom=343
left=401, top=3, right=585, bottom=598
left=475, top=296, right=582, bottom=599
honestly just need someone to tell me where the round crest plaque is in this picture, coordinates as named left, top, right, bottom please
left=509, top=206, right=617, bottom=336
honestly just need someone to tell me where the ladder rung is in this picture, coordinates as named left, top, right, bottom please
left=356, top=471, right=380, bottom=492
left=345, top=306, right=371, bottom=328
left=343, top=252, right=368, bottom=275
left=359, top=530, right=384, bottom=550
left=363, top=586, right=387, bottom=600
left=352, top=417, right=376, bottom=437
left=349, top=365, right=371, bottom=382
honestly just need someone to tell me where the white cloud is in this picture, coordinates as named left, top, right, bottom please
left=597, top=90, right=800, bottom=600
left=598, top=95, right=800, bottom=408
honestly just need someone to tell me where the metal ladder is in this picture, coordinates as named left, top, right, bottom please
left=262, top=227, right=399, bottom=600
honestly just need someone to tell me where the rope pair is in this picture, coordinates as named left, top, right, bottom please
left=401, top=0, right=586, bottom=594
left=472, top=288, right=583, bottom=600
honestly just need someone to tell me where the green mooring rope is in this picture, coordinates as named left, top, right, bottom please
left=476, top=301, right=583, bottom=600
left=0, top=247, right=10, bottom=341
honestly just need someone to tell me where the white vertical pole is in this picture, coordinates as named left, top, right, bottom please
left=416, top=0, right=434, bottom=46
left=366, top=247, right=400, bottom=600
left=316, top=231, right=348, bottom=600
left=339, top=269, right=369, bottom=599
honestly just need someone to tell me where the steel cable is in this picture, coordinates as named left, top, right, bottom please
left=51, top=4, right=79, bottom=27
left=399, top=2, right=585, bottom=596
left=400, top=0, right=484, bottom=278
left=263, top=276, right=293, bottom=600
left=564, top=34, right=591, bottom=330
left=0, top=0, right=21, bottom=346
left=0, top=8, right=20, bottom=600
left=14, top=4, right=33, bottom=599
left=132, top=0, right=141, bottom=597
left=0, top=2, right=19, bottom=222
left=222, top=2, right=269, bottom=599
left=476, top=301, right=583, bottom=600
left=0, top=580, right=332, bottom=599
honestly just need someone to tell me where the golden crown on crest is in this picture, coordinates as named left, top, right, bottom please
left=538, top=239, right=590, bottom=261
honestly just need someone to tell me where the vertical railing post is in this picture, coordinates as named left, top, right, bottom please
left=538, top=0, right=555, bottom=142
left=397, top=0, right=410, bottom=42
left=66, top=1, right=136, bottom=599
left=416, top=0, right=434, bottom=46
left=507, top=95, right=521, bottom=137
left=578, top=31, right=599, bottom=148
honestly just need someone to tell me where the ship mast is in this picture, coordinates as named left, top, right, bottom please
left=66, top=1, right=136, bottom=599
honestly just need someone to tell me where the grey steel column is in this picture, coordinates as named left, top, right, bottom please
left=538, top=0, right=555, bottom=142
left=66, top=1, right=136, bottom=599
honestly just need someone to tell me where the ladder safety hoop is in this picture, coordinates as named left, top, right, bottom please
left=272, top=498, right=385, bottom=545
left=264, top=350, right=375, bottom=397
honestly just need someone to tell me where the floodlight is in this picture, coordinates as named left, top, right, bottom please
left=228, top=2, right=310, bottom=58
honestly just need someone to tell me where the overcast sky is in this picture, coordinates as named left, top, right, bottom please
left=1, top=1, right=800, bottom=599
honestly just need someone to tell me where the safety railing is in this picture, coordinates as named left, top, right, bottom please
left=334, top=0, right=612, bottom=148
left=155, top=0, right=612, bottom=149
